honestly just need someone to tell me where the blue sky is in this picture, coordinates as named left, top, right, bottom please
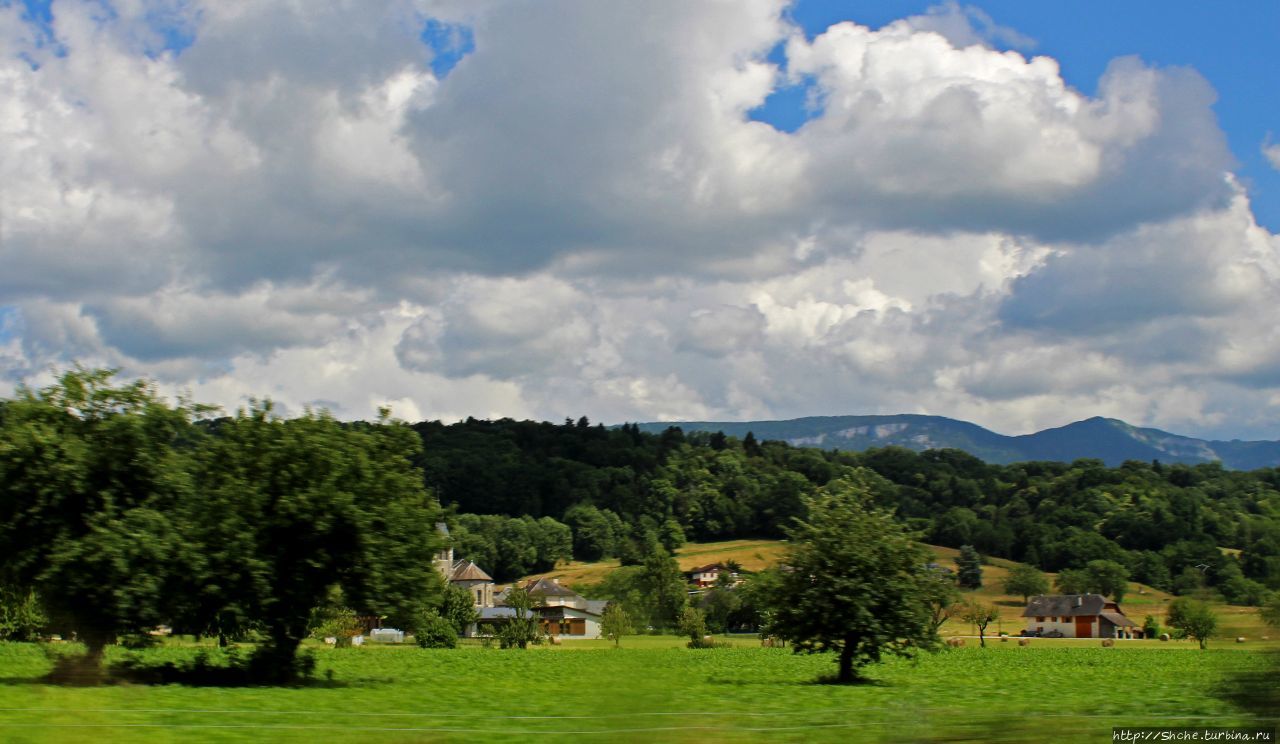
left=2, top=0, right=1279, bottom=439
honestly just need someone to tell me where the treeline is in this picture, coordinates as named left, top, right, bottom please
left=418, top=418, right=1280, bottom=605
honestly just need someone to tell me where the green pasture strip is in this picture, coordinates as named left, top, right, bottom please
left=0, top=642, right=1270, bottom=743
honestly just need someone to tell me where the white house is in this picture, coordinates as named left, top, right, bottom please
left=1022, top=594, right=1143, bottom=639
left=522, top=578, right=608, bottom=640
left=686, top=563, right=737, bottom=588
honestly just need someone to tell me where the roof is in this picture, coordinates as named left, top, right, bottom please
left=523, top=578, right=579, bottom=597
left=449, top=560, right=493, bottom=582
left=1022, top=594, right=1108, bottom=618
left=687, top=563, right=727, bottom=574
left=537, top=604, right=604, bottom=619
left=1100, top=611, right=1138, bottom=627
left=477, top=607, right=516, bottom=621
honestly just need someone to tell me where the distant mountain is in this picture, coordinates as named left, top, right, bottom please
left=631, top=414, right=1280, bottom=469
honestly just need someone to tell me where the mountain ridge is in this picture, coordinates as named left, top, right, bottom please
left=630, top=414, right=1280, bottom=469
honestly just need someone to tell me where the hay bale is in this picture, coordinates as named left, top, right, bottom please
left=1000, top=635, right=1009, bottom=642
left=761, top=638, right=774, bottom=648
left=1018, top=638, right=1031, bottom=646
left=1236, top=637, right=1246, bottom=644
left=1159, top=633, right=1170, bottom=642
left=946, top=637, right=965, bottom=647
left=1101, top=639, right=1115, bottom=648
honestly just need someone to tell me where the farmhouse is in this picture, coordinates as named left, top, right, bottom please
left=1022, top=593, right=1143, bottom=639
left=686, top=563, right=737, bottom=588
left=522, top=578, right=608, bottom=639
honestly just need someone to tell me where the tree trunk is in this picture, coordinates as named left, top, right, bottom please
left=252, top=628, right=304, bottom=683
left=837, top=636, right=856, bottom=684
left=978, top=625, right=987, bottom=648
left=52, top=628, right=112, bottom=685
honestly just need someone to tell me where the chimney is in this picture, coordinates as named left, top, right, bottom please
left=1075, top=596, right=1082, bottom=607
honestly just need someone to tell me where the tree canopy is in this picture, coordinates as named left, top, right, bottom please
left=762, top=475, right=939, bottom=683
left=0, top=370, right=445, bottom=680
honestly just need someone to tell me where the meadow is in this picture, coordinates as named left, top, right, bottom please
left=0, top=638, right=1273, bottom=743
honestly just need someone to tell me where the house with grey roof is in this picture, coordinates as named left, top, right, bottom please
left=521, top=578, right=607, bottom=640
left=1022, top=593, right=1143, bottom=639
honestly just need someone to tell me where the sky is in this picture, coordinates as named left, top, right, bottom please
left=2, top=1, right=1279, bottom=440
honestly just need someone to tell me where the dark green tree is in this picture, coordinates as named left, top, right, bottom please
left=185, top=403, right=445, bottom=679
left=564, top=504, right=616, bottom=561
left=636, top=548, right=688, bottom=630
left=1054, top=560, right=1130, bottom=601
left=762, top=476, right=939, bottom=683
left=1083, top=560, right=1131, bottom=602
left=0, top=369, right=201, bottom=675
left=1002, top=564, right=1050, bottom=603
left=955, top=545, right=983, bottom=589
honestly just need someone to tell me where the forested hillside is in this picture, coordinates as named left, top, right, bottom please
left=417, top=418, right=1280, bottom=605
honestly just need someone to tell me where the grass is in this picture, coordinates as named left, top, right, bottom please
left=0, top=639, right=1273, bottom=742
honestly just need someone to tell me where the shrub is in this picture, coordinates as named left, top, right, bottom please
left=414, top=610, right=459, bottom=649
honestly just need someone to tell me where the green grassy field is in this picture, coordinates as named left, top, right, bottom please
left=0, top=639, right=1273, bottom=743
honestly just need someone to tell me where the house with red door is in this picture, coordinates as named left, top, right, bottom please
left=1022, top=593, right=1143, bottom=639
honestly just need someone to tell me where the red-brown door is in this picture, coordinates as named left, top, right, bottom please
left=1074, top=617, right=1093, bottom=638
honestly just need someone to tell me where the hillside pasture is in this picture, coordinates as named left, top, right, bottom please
left=522, top=539, right=1274, bottom=643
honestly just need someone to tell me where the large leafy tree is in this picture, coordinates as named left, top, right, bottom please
left=183, top=403, right=445, bottom=677
left=0, top=369, right=202, bottom=670
left=1002, top=564, right=1050, bottom=603
left=763, top=476, right=939, bottom=683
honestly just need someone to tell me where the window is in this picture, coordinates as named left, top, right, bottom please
left=1035, top=616, right=1044, bottom=623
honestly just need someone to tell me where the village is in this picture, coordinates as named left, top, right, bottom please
left=349, top=525, right=1154, bottom=646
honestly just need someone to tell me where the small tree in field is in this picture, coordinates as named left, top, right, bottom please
left=959, top=600, right=999, bottom=647
left=600, top=602, right=633, bottom=648
left=762, top=476, right=938, bottom=684
left=1166, top=597, right=1217, bottom=649
left=679, top=606, right=712, bottom=648
left=1002, top=564, right=1049, bottom=603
